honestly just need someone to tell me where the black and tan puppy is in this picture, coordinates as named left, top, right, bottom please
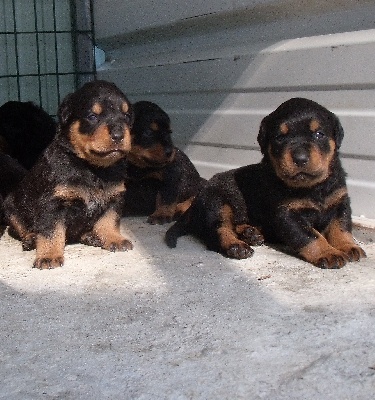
left=0, top=153, right=27, bottom=236
left=0, top=101, right=56, bottom=169
left=4, top=80, right=134, bottom=269
left=166, top=97, right=366, bottom=269
left=123, top=101, right=205, bottom=224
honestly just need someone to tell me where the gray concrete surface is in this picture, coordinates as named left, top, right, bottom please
left=0, top=217, right=374, bottom=399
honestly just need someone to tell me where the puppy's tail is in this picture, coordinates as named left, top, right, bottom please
left=165, top=208, right=192, bottom=248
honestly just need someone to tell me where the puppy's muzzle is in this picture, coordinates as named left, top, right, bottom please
left=291, top=145, right=310, bottom=167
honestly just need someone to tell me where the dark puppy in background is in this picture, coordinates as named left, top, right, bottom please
left=0, top=101, right=54, bottom=232
left=5, top=80, right=134, bottom=269
left=0, top=101, right=56, bottom=169
left=166, top=98, right=366, bottom=269
left=123, top=101, right=205, bottom=224
left=0, top=153, right=27, bottom=236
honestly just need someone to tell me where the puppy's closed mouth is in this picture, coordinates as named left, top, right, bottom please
left=287, top=171, right=326, bottom=184
left=90, top=149, right=127, bottom=158
left=291, top=172, right=318, bottom=180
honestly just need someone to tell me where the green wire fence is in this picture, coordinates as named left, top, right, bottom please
left=0, top=0, right=96, bottom=116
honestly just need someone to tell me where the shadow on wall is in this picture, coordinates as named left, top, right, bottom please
left=95, top=2, right=375, bottom=217
left=95, top=6, right=375, bottom=149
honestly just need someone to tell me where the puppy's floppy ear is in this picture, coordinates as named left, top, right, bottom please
left=257, top=116, right=270, bottom=154
left=57, top=93, right=73, bottom=127
left=331, top=113, right=344, bottom=149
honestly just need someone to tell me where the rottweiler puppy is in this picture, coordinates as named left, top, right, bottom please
left=0, top=153, right=27, bottom=236
left=123, top=101, right=206, bottom=224
left=0, top=101, right=56, bottom=169
left=4, top=80, right=134, bottom=269
left=166, top=97, right=366, bottom=269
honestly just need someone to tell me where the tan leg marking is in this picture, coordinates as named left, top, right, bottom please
left=235, top=224, right=264, bottom=246
left=147, top=193, right=177, bottom=225
left=8, top=215, right=36, bottom=251
left=325, top=219, right=366, bottom=261
left=175, top=196, right=194, bottom=216
left=34, top=222, right=66, bottom=269
left=91, top=209, right=132, bottom=251
left=217, top=205, right=253, bottom=259
left=298, top=229, right=349, bottom=269
left=8, top=215, right=28, bottom=239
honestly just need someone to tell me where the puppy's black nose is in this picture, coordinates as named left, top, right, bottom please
left=110, top=129, right=124, bottom=143
left=292, top=147, right=309, bottom=166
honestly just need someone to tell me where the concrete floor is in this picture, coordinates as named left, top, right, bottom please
left=0, top=217, right=374, bottom=399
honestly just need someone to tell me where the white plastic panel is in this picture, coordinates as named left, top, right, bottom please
left=94, top=0, right=375, bottom=219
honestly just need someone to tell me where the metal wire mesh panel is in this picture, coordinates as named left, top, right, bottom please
left=0, top=0, right=96, bottom=115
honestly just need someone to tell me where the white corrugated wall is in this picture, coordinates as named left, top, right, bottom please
left=94, top=0, right=375, bottom=220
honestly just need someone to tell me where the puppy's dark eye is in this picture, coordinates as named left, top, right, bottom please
left=143, top=129, right=155, bottom=138
left=314, top=130, right=325, bottom=139
left=275, top=134, right=285, bottom=143
left=87, top=113, right=99, bottom=122
left=123, top=113, right=131, bottom=124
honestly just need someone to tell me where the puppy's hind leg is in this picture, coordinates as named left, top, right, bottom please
left=165, top=203, right=195, bottom=248
left=325, top=219, right=366, bottom=262
left=235, top=224, right=264, bottom=246
left=82, top=208, right=133, bottom=252
left=7, top=214, right=36, bottom=251
left=216, top=204, right=254, bottom=259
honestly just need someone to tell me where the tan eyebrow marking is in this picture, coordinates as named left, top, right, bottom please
left=92, top=103, right=102, bottom=114
left=280, top=122, right=289, bottom=134
left=122, top=102, right=129, bottom=113
left=310, top=119, right=320, bottom=131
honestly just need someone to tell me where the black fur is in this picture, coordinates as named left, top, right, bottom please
left=4, top=80, right=134, bottom=269
left=123, top=101, right=206, bottom=224
left=0, top=153, right=27, bottom=236
left=0, top=101, right=56, bottom=169
left=166, top=98, right=366, bottom=269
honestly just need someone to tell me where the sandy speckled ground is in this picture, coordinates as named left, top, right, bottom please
left=0, top=217, right=374, bottom=399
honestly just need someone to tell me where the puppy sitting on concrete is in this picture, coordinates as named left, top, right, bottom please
left=166, top=98, right=366, bottom=269
left=123, top=101, right=206, bottom=224
left=4, top=80, right=134, bottom=269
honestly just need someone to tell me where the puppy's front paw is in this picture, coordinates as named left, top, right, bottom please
left=341, top=244, right=366, bottom=262
left=311, top=250, right=350, bottom=269
left=80, top=232, right=103, bottom=248
left=147, top=203, right=176, bottom=225
left=226, top=242, right=254, bottom=259
left=22, top=233, right=36, bottom=251
left=107, top=239, right=133, bottom=252
left=237, top=225, right=264, bottom=246
left=33, top=256, right=64, bottom=269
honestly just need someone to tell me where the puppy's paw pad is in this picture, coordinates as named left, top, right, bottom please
left=344, top=245, right=366, bottom=262
left=226, top=242, right=254, bottom=259
left=22, top=233, right=36, bottom=251
left=80, top=232, right=102, bottom=248
left=33, top=257, right=64, bottom=270
left=240, top=226, right=264, bottom=246
left=315, top=252, right=349, bottom=269
left=108, top=239, right=133, bottom=252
